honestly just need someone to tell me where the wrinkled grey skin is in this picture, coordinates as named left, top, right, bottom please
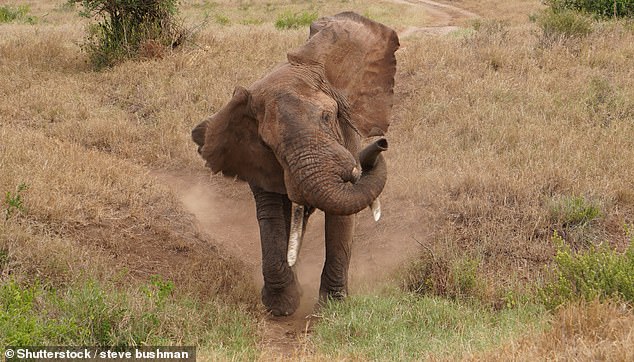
left=192, top=12, right=399, bottom=316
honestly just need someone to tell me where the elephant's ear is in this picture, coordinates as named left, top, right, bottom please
left=192, top=86, right=285, bottom=193
left=287, top=12, right=400, bottom=137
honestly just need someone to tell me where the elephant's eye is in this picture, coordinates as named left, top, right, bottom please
left=321, top=111, right=333, bottom=123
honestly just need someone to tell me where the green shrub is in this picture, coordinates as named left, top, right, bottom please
left=0, top=5, right=36, bottom=24
left=540, top=232, right=634, bottom=309
left=3, top=183, right=28, bottom=221
left=0, top=280, right=46, bottom=346
left=69, top=0, right=184, bottom=68
left=545, top=0, right=634, bottom=18
left=538, top=8, right=593, bottom=43
left=274, top=11, right=317, bottom=30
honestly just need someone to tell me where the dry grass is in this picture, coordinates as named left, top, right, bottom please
left=1, top=0, right=634, bottom=359
left=389, top=15, right=634, bottom=295
left=441, top=0, right=545, bottom=23
left=0, top=122, right=257, bottom=304
left=181, top=0, right=430, bottom=30
left=0, top=0, right=266, bottom=310
left=471, top=300, right=634, bottom=361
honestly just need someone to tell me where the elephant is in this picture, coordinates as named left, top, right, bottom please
left=192, top=12, right=399, bottom=316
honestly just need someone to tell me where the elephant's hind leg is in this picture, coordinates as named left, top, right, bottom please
left=250, top=184, right=300, bottom=316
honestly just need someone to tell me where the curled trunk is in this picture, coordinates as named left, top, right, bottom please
left=288, top=139, right=388, bottom=215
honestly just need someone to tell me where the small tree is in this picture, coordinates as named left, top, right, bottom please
left=71, top=0, right=184, bottom=68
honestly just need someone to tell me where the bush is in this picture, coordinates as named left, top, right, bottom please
left=274, top=11, right=318, bottom=30
left=70, top=0, right=184, bottom=68
left=540, top=231, right=634, bottom=309
left=545, top=0, right=634, bottom=18
left=537, top=8, right=593, bottom=44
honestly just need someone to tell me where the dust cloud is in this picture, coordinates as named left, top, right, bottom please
left=156, top=171, right=424, bottom=355
left=156, top=172, right=423, bottom=314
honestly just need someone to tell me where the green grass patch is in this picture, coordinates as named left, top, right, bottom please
left=549, top=195, right=602, bottom=228
left=214, top=14, right=230, bottom=25
left=312, top=292, right=545, bottom=360
left=274, top=11, right=318, bottom=30
left=0, top=5, right=37, bottom=24
left=0, top=277, right=258, bottom=358
left=539, top=232, right=634, bottom=309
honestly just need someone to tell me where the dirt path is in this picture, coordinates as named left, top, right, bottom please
left=393, top=0, right=479, bottom=36
left=157, top=1, right=478, bottom=357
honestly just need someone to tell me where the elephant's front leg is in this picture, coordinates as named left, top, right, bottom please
left=250, top=184, right=300, bottom=316
left=320, top=213, right=355, bottom=301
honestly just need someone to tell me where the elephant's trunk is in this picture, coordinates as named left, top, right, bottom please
left=359, top=138, right=388, bottom=169
left=286, top=139, right=388, bottom=216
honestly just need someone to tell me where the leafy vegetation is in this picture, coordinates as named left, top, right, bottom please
left=540, top=232, right=634, bottom=309
left=274, top=11, right=318, bottom=30
left=0, top=277, right=258, bottom=357
left=545, top=0, right=634, bottom=18
left=3, top=183, right=28, bottom=221
left=0, top=5, right=36, bottom=24
left=69, top=0, right=184, bottom=68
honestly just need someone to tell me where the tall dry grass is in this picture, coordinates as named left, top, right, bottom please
left=0, top=1, right=270, bottom=309
left=389, top=16, right=634, bottom=295
left=471, top=300, right=634, bottom=361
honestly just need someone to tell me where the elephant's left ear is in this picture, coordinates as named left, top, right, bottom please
left=287, top=12, right=400, bottom=137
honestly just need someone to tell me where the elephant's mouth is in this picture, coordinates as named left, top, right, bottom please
left=286, top=138, right=388, bottom=266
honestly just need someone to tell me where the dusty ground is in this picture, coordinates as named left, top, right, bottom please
left=156, top=0, right=477, bottom=355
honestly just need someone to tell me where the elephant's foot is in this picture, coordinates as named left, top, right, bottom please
left=262, top=278, right=301, bottom=317
left=318, top=285, right=347, bottom=304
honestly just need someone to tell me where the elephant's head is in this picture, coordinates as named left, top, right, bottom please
left=192, top=12, right=399, bottom=215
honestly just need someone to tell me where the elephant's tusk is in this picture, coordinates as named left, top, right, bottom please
left=287, top=203, right=304, bottom=267
left=351, top=166, right=361, bottom=183
left=370, top=198, right=381, bottom=222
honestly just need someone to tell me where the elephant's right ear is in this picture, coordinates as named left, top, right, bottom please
left=192, top=86, right=284, bottom=192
